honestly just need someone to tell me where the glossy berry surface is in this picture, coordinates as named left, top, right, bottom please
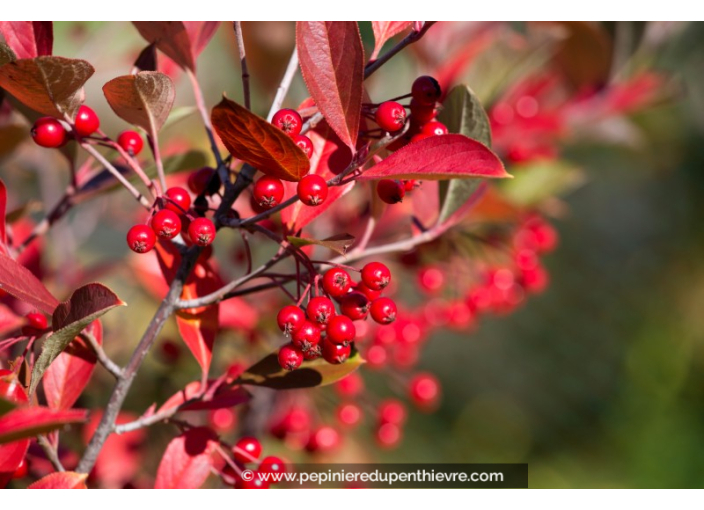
left=377, top=179, right=406, bottom=204
left=278, top=343, right=303, bottom=371
left=117, top=130, right=143, bottom=156
left=411, top=75, right=441, bottom=105
left=151, top=209, right=182, bottom=239
left=31, top=117, right=67, bottom=148
left=322, top=267, right=352, bottom=298
left=253, top=176, right=285, bottom=209
left=188, top=217, right=216, bottom=247
left=271, top=108, right=303, bottom=136
left=306, top=296, right=335, bottom=325
left=326, top=315, right=356, bottom=345
left=370, top=297, right=397, bottom=324
left=259, top=456, right=286, bottom=477
left=361, top=262, right=391, bottom=291
left=339, top=292, right=370, bottom=321
left=292, top=320, right=322, bottom=353
left=233, top=436, right=262, bottom=463
left=164, top=187, right=191, bottom=214
left=126, top=224, right=156, bottom=253
left=188, top=167, right=216, bottom=195
left=74, top=105, right=100, bottom=137
left=277, top=305, right=306, bottom=336
left=354, top=282, right=382, bottom=301
left=322, top=340, right=351, bottom=364
left=375, top=101, right=407, bottom=132
left=421, top=121, right=449, bottom=136
left=25, top=312, right=48, bottom=331
left=293, top=134, right=313, bottom=158
left=297, top=174, right=328, bottom=206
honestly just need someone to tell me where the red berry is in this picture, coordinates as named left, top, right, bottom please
left=151, top=209, right=182, bottom=240
left=117, top=130, right=143, bottom=156
left=164, top=187, right=191, bottom=214
left=0, top=369, right=29, bottom=403
left=31, top=117, right=68, bottom=148
left=302, top=344, right=322, bottom=360
left=361, top=262, right=391, bottom=291
left=339, top=292, right=370, bottom=321
left=235, top=472, right=270, bottom=489
left=326, top=315, right=356, bottom=345
left=187, top=167, right=216, bottom=195
left=25, top=312, right=48, bottom=331
left=409, top=373, right=441, bottom=408
left=375, top=101, right=406, bottom=132
left=12, top=459, right=28, bottom=479
left=306, top=425, right=340, bottom=453
left=233, top=437, right=262, bottom=464
left=370, top=297, right=397, bottom=324
left=411, top=75, right=441, bottom=105
left=377, top=179, right=405, bottom=204
left=253, top=176, right=284, bottom=209
left=277, top=305, right=306, bottom=336
left=291, top=320, right=322, bottom=353
left=409, top=98, right=437, bottom=124
left=322, top=267, right=351, bottom=298
left=126, top=224, right=156, bottom=253
left=410, top=133, right=432, bottom=144
left=335, top=373, right=364, bottom=397
left=271, top=108, right=303, bottom=136
left=421, top=120, right=448, bottom=136
left=187, top=217, right=216, bottom=247
left=278, top=343, right=304, bottom=371
left=418, top=266, right=444, bottom=294
left=353, top=282, right=382, bottom=301
left=403, top=180, right=419, bottom=192
left=378, top=399, right=407, bottom=425
left=293, top=134, right=313, bottom=158
left=306, top=296, right=335, bottom=325
left=297, top=174, right=328, bottom=207
left=259, top=456, right=286, bottom=478
left=322, top=340, right=351, bottom=364
left=365, top=345, right=388, bottom=368
left=74, top=105, right=100, bottom=137
left=336, top=403, right=362, bottom=428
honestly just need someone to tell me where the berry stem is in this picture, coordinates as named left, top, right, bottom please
left=81, top=330, right=123, bottom=379
left=187, top=69, right=226, bottom=179
left=365, top=22, right=437, bottom=79
left=233, top=21, right=251, bottom=111
left=95, top=129, right=160, bottom=198
left=147, top=131, right=167, bottom=192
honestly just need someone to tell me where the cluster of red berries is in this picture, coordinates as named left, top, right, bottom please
left=276, top=262, right=396, bottom=371
left=126, top=186, right=216, bottom=254
left=219, top=436, right=286, bottom=489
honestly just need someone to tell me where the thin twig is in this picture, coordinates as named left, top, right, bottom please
left=364, top=21, right=437, bottom=79
left=267, top=47, right=299, bottom=121
left=147, top=132, right=167, bottom=192
left=187, top=69, right=225, bottom=172
left=81, top=331, right=123, bottom=379
left=37, top=435, right=65, bottom=472
left=233, top=22, right=251, bottom=111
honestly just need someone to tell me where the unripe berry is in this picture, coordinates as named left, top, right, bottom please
left=339, top=292, right=370, bottom=321
left=370, top=297, right=397, bottom=324
left=271, top=108, right=303, bottom=136
left=151, top=209, right=182, bottom=240
left=117, top=130, right=143, bottom=156
left=411, top=75, right=441, bottom=105
left=322, top=267, right=352, bottom=298
left=277, top=305, right=306, bottom=336
left=421, top=120, right=449, bottom=136
left=306, top=296, right=335, bottom=325
left=278, top=343, right=304, bottom=371
left=126, top=224, right=156, bottom=253
left=164, top=187, right=192, bottom=214
left=375, top=101, right=406, bottom=132
left=326, top=315, right=356, bottom=345
left=187, top=217, right=216, bottom=246
left=188, top=167, right=216, bottom=195
left=377, top=179, right=405, bottom=204
left=297, top=174, right=328, bottom=206
left=321, top=339, right=351, bottom=364
left=252, top=176, right=285, bottom=209
left=31, top=117, right=68, bottom=148
left=293, top=134, right=313, bottom=158
left=74, top=105, right=100, bottom=137
left=361, top=261, right=391, bottom=291
left=233, top=436, right=262, bottom=464
left=409, top=373, right=441, bottom=408
left=292, top=320, right=322, bottom=353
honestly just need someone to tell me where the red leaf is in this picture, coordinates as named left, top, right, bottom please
left=28, top=471, right=88, bottom=489
left=158, top=380, right=250, bottom=413
left=371, top=21, right=412, bottom=59
left=0, top=304, right=23, bottom=337
left=0, top=21, right=53, bottom=59
left=183, top=22, right=220, bottom=61
left=175, top=310, right=218, bottom=375
left=296, top=21, right=364, bottom=150
left=211, top=97, right=309, bottom=181
left=42, top=320, right=102, bottom=410
left=0, top=406, right=87, bottom=444
left=358, top=134, right=509, bottom=181
left=154, top=427, right=217, bottom=489
left=0, top=252, right=58, bottom=314
left=0, top=371, right=29, bottom=487
left=412, top=181, right=439, bottom=231
left=219, top=297, right=258, bottom=331
left=132, top=21, right=195, bottom=71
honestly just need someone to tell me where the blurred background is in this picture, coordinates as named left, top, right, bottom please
left=2, top=21, right=704, bottom=488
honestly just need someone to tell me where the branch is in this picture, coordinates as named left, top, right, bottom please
left=81, top=331, right=123, bottom=379
left=187, top=68, right=225, bottom=175
left=147, top=132, right=167, bottom=192
left=37, top=435, right=65, bottom=472
left=233, top=21, right=251, bottom=111
left=364, top=21, right=437, bottom=79
left=267, top=47, right=298, bottom=121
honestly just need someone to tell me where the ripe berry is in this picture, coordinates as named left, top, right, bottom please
left=259, top=456, right=286, bottom=478
left=336, top=403, right=362, bottom=428
left=421, top=121, right=449, bottom=136
left=322, top=267, right=352, bottom=298
left=409, top=373, right=441, bottom=408
left=74, top=105, right=100, bottom=137
left=151, top=209, right=182, bottom=239
left=292, top=320, right=322, bottom=353
left=127, top=224, right=156, bottom=253
left=377, top=179, right=405, bottom=204
left=418, top=266, right=444, bottom=294
left=277, top=305, right=306, bottom=336
left=302, top=344, right=322, bottom=360
left=326, top=315, right=356, bottom=345
left=188, top=167, right=216, bottom=195
left=31, top=117, right=68, bottom=148
left=370, top=297, right=397, bottom=324
left=378, top=399, right=407, bottom=425
left=375, top=101, right=407, bottom=132
left=306, top=296, right=335, bottom=325
left=164, top=187, right=191, bottom=214
left=339, top=292, right=370, bottom=321
left=233, top=436, right=262, bottom=464
left=403, top=180, right=419, bottom=192
left=409, top=98, right=437, bottom=124
left=353, top=282, right=382, bottom=301
left=117, top=130, right=143, bottom=156
left=235, top=471, right=270, bottom=489
left=252, top=176, right=284, bottom=209
left=411, top=75, right=441, bottom=105
left=271, top=108, right=303, bottom=137
left=187, top=217, right=216, bottom=247
left=322, top=340, right=351, bottom=364
left=278, top=343, right=304, bottom=371
left=293, top=134, right=313, bottom=158
left=25, top=312, right=48, bottom=331
left=306, top=425, right=341, bottom=453
left=12, top=459, right=28, bottom=479
left=410, top=133, right=432, bottom=144
left=335, top=373, right=364, bottom=397
left=297, top=174, right=328, bottom=206
left=361, top=262, right=391, bottom=291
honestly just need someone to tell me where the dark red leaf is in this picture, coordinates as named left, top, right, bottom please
left=211, top=97, right=309, bottom=181
left=133, top=21, right=218, bottom=72
left=183, top=22, right=220, bottom=61
left=359, top=134, right=509, bottom=181
left=0, top=406, right=87, bottom=444
left=296, top=21, right=364, bottom=150
left=158, top=380, right=250, bottom=413
left=28, top=471, right=88, bottom=489
left=0, top=21, right=53, bottom=59
left=371, top=21, right=412, bottom=59
left=0, top=252, right=58, bottom=314
left=154, top=427, right=217, bottom=489
left=0, top=178, right=7, bottom=254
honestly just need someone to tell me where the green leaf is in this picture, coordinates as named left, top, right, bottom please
left=499, top=160, right=586, bottom=206
left=437, top=85, right=493, bottom=224
left=287, top=234, right=355, bottom=256
left=236, top=349, right=365, bottom=390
